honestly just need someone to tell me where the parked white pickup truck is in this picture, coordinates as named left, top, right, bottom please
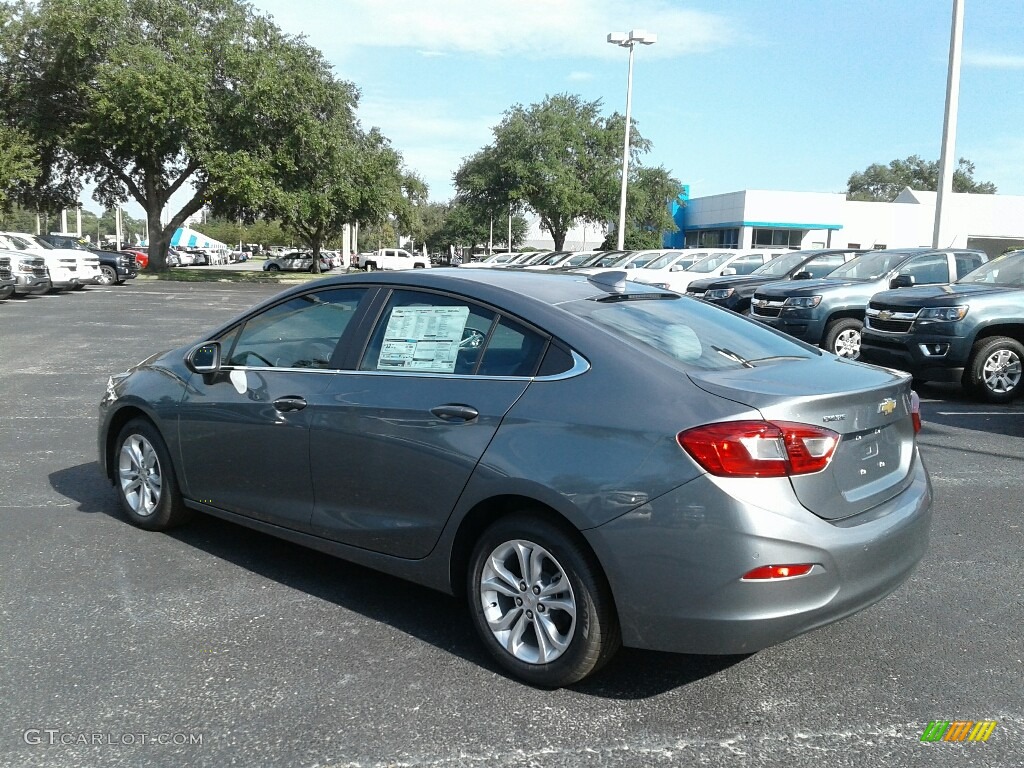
left=0, top=231, right=102, bottom=291
left=359, top=248, right=430, bottom=271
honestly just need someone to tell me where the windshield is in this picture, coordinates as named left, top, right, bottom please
left=562, top=252, right=596, bottom=267
left=751, top=252, right=808, bottom=276
left=688, top=252, right=735, bottom=273
left=645, top=251, right=695, bottom=270
left=828, top=250, right=916, bottom=281
left=573, top=295, right=817, bottom=370
left=958, top=250, right=1024, bottom=287
left=629, top=251, right=661, bottom=268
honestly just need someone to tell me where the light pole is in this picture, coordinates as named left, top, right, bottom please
left=933, top=0, right=964, bottom=248
left=608, top=29, right=656, bottom=251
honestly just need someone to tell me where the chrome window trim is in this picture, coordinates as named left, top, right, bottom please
left=221, top=351, right=591, bottom=381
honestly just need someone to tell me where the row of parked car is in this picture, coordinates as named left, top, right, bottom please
left=464, top=244, right=1024, bottom=403
left=0, top=231, right=140, bottom=299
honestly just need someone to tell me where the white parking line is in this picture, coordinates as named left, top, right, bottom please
left=936, top=411, right=1024, bottom=416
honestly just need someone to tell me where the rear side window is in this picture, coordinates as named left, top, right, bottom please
left=901, top=254, right=950, bottom=285
left=955, top=252, right=985, bottom=276
left=803, top=253, right=847, bottom=277
left=359, top=289, right=547, bottom=377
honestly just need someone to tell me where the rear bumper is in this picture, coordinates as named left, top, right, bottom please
left=583, top=452, right=932, bottom=654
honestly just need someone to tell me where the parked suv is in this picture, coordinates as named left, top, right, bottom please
left=685, top=249, right=865, bottom=314
left=0, top=253, right=16, bottom=299
left=0, top=232, right=97, bottom=291
left=750, top=248, right=987, bottom=359
left=39, top=233, right=138, bottom=285
left=5, top=250, right=50, bottom=295
left=860, top=249, right=1024, bottom=402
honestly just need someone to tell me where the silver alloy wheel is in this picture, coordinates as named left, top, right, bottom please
left=118, top=433, right=162, bottom=517
left=98, top=266, right=116, bottom=285
left=834, top=328, right=861, bottom=358
left=480, top=539, right=577, bottom=664
left=982, top=348, right=1022, bottom=394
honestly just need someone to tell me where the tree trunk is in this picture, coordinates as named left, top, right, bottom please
left=552, top=229, right=567, bottom=251
left=146, top=208, right=172, bottom=271
left=310, top=232, right=322, bottom=274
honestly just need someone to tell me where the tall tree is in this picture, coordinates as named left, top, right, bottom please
left=456, top=94, right=640, bottom=250
left=0, top=126, right=38, bottom=209
left=2, top=0, right=344, bottom=270
left=846, top=155, right=997, bottom=202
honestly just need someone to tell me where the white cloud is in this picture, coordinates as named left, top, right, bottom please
left=964, top=52, right=1024, bottom=69
left=568, top=71, right=594, bottom=82
left=357, top=97, right=500, bottom=200
left=255, top=0, right=737, bottom=60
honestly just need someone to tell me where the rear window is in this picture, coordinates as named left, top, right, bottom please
left=573, top=295, right=817, bottom=370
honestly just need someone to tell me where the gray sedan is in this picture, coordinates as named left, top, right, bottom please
left=98, top=269, right=932, bottom=687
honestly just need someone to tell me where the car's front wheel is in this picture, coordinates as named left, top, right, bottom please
left=265, top=263, right=280, bottom=272
left=364, top=262, right=376, bottom=272
left=114, top=419, right=192, bottom=530
left=964, top=336, right=1024, bottom=403
left=468, top=514, right=620, bottom=687
left=823, top=318, right=863, bottom=359
left=97, top=265, right=118, bottom=286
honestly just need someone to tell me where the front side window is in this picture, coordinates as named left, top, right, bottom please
left=801, top=252, right=849, bottom=277
left=360, top=290, right=547, bottom=377
left=900, top=254, right=950, bottom=285
left=224, top=288, right=366, bottom=369
left=829, top=251, right=916, bottom=281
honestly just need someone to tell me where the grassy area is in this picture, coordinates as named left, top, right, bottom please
left=139, top=268, right=353, bottom=283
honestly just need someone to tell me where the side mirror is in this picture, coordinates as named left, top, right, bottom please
left=890, top=274, right=915, bottom=289
left=670, top=264, right=684, bottom=272
left=186, top=341, right=221, bottom=374
left=720, top=267, right=737, bottom=276
left=792, top=271, right=812, bottom=280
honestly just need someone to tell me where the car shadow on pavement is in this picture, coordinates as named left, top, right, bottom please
left=53, top=461, right=742, bottom=698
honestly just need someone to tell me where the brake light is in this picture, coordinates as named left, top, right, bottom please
left=677, top=420, right=839, bottom=477
left=742, top=564, right=814, bottom=580
left=910, top=390, right=922, bottom=433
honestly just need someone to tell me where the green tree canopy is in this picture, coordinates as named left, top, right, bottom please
left=455, top=93, right=678, bottom=250
left=846, top=155, right=997, bottom=202
left=2, top=0, right=358, bottom=270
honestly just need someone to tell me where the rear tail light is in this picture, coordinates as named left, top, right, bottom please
left=910, top=390, right=922, bottom=433
left=742, top=564, right=814, bottom=580
left=677, top=420, right=839, bottom=477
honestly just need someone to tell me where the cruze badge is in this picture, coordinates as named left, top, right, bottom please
left=823, top=414, right=846, bottom=422
left=878, top=398, right=897, bottom=416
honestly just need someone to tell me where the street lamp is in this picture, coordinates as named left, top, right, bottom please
left=608, top=29, right=656, bottom=251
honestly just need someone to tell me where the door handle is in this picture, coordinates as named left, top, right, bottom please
left=430, top=404, right=479, bottom=422
left=273, top=396, right=308, bottom=412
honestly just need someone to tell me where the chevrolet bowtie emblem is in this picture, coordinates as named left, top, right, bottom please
left=878, top=310, right=893, bottom=321
left=878, top=398, right=897, bottom=416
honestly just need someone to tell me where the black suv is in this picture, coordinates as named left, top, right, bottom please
left=750, top=248, right=987, bottom=359
left=685, top=249, right=865, bottom=314
left=39, top=233, right=137, bottom=285
left=861, top=249, right=1024, bottom=402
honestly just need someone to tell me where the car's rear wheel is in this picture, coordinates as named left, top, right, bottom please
left=265, top=263, right=280, bottom=272
left=964, top=336, right=1024, bottom=403
left=823, top=318, right=863, bottom=359
left=364, top=262, right=376, bottom=272
left=98, top=265, right=117, bottom=286
left=468, top=514, right=620, bottom=687
left=114, top=419, right=192, bottom=531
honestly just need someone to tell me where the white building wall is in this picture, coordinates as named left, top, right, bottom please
left=523, top=218, right=607, bottom=251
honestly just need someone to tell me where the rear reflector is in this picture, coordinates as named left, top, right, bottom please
left=677, top=420, right=839, bottom=477
left=741, top=564, right=814, bottom=580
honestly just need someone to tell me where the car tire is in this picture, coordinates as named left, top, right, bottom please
left=823, top=318, right=863, bottom=359
left=98, top=265, right=117, bottom=286
left=467, top=514, right=620, bottom=687
left=364, top=262, right=376, bottom=272
left=113, top=419, right=192, bottom=531
left=964, top=336, right=1024, bottom=403
left=266, top=264, right=280, bottom=272
left=73, top=283, right=87, bottom=291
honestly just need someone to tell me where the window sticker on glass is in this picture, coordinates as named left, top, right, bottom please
left=377, top=306, right=471, bottom=372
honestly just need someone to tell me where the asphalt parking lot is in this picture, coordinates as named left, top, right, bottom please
left=1, top=279, right=1022, bottom=768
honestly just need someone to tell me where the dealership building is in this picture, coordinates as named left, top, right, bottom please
left=525, top=188, right=1024, bottom=258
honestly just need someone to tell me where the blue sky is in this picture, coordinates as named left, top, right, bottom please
left=99, top=0, right=1024, bottom=221
left=248, top=0, right=1023, bottom=203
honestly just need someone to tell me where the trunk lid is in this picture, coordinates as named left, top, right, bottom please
left=687, top=357, right=916, bottom=520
